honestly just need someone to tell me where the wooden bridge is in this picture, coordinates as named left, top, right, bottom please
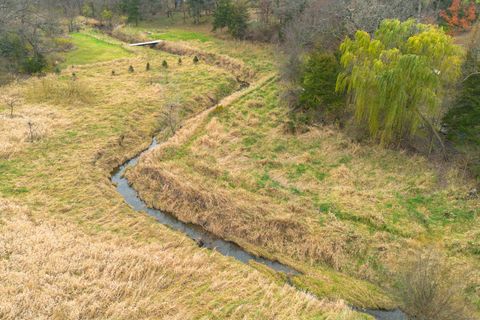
left=129, top=40, right=164, bottom=47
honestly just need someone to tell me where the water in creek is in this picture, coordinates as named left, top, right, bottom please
left=355, top=308, right=408, bottom=320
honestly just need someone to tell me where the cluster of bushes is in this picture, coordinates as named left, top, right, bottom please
left=212, top=0, right=249, bottom=39
left=0, top=1, right=76, bottom=78
left=0, top=34, right=49, bottom=75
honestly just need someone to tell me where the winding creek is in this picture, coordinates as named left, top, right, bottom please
left=111, top=137, right=408, bottom=320
left=112, top=138, right=299, bottom=275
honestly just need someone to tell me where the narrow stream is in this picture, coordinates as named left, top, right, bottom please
left=111, top=137, right=408, bottom=320
left=112, top=138, right=298, bottom=275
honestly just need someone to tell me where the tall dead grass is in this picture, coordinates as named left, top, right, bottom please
left=26, top=75, right=94, bottom=106
left=0, top=198, right=363, bottom=320
left=128, top=163, right=365, bottom=271
left=0, top=83, right=65, bottom=159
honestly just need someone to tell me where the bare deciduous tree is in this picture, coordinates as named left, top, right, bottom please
left=3, top=94, right=20, bottom=118
left=160, top=102, right=179, bottom=135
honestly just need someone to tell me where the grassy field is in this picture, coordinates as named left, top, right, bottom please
left=116, top=24, right=276, bottom=77
left=127, top=74, right=480, bottom=313
left=0, top=30, right=373, bottom=319
left=61, top=32, right=133, bottom=66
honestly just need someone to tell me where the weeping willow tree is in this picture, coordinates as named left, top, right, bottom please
left=336, top=19, right=464, bottom=147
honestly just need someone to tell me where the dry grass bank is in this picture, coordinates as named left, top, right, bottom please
left=128, top=79, right=480, bottom=312
left=0, top=31, right=369, bottom=319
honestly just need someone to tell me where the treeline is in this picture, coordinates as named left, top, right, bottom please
left=0, top=1, right=65, bottom=81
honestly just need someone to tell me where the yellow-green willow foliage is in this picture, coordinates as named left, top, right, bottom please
left=336, top=19, right=464, bottom=145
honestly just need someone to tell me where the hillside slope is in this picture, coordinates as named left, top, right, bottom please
left=128, top=72, right=480, bottom=313
left=0, top=31, right=367, bottom=319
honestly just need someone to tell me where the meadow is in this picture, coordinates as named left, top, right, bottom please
left=0, top=30, right=371, bottom=319
left=127, top=69, right=480, bottom=314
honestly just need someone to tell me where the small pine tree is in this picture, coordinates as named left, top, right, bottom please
left=193, top=56, right=199, bottom=64
left=54, top=66, right=61, bottom=75
left=178, top=57, right=182, bottom=65
left=128, top=65, right=134, bottom=73
left=162, top=60, right=169, bottom=84
left=146, top=62, right=150, bottom=71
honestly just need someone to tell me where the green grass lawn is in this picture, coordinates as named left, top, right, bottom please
left=62, top=32, right=133, bottom=66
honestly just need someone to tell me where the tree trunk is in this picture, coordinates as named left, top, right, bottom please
left=416, top=109, right=447, bottom=159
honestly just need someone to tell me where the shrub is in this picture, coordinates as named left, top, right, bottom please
left=394, top=249, right=473, bottom=320
left=0, top=34, right=28, bottom=71
left=246, top=21, right=279, bottom=42
left=440, top=0, right=477, bottom=33
left=443, top=74, right=480, bottom=180
left=22, top=53, right=47, bottom=74
left=53, top=37, right=74, bottom=52
left=299, top=51, right=344, bottom=122
left=213, top=0, right=249, bottom=39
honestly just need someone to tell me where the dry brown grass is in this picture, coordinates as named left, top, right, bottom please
left=0, top=84, right=67, bottom=159
left=26, top=75, right=95, bottom=106
left=0, top=198, right=366, bottom=320
left=128, top=163, right=365, bottom=272
left=394, top=248, right=477, bottom=320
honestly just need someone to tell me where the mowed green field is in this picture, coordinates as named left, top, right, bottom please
left=62, top=32, right=133, bottom=66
